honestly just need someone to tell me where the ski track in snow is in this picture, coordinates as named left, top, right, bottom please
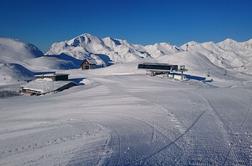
left=139, top=110, right=206, bottom=165
left=1, top=73, right=252, bottom=165
left=190, top=89, right=252, bottom=166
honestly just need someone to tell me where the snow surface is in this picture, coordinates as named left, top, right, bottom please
left=1, top=63, right=252, bottom=165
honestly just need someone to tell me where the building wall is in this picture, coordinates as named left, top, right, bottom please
left=81, top=64, right=96, bottom=70
left=36, top=78, right=54, bottom=81
left=55, top=75, right=68, bottom=81
left=21, top=88, right=42, bottom=96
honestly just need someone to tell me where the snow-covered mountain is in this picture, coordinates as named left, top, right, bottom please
left=143, top=43, right=182, bottom=58
left=46, top=33, right=252, bottom=76
left=0, top=38, right=84, bottom=73
left=178, top=39, right=252, bottom=75
left=46, top=33, right=181, bottom=63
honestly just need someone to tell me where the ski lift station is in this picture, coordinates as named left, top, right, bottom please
left=138, top=63, right=187, bottom=80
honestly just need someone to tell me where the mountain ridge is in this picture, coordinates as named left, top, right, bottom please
left=45, top=33, right=252, bottom=74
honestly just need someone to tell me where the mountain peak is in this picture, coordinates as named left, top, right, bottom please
left=154, top=42, right=172, bottom=47
left=221, top=38, right=237, bottom=44
left=183, top=41, right=199, bottom=46
left=67, top=33, right=102, bottom=47
left=217, top=38, right=240, bottom=49
left=180, top=41, right=199, bottom=50
left=77, top=33, right=95, bottom=38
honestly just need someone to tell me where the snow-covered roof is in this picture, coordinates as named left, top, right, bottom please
left=35, top=73, right=55, bottom=77
left=22, top=80, right=75, bottom=93
left=35, top=73, right=68, bottom=77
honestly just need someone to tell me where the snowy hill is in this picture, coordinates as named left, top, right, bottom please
left=0, top=38, right=43, bottom=64
left=180, top=39, right=252, bottom=75
left=0, top=38, right=84, bottom=71
left=0, top=38, right=37, bottom=84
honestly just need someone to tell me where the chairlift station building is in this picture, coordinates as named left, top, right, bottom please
left=138, top=63, right=186, bottom=80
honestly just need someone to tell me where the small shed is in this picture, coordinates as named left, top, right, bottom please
left=80, top=59, right=97, bottom=70
left=168, top=73, right=186, bottom=80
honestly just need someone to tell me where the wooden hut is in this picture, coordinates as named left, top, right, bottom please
left=80, top=59, right=97, bottom=70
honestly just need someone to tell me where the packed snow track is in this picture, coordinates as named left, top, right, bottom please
left=1, top=74, right=252, bottom=166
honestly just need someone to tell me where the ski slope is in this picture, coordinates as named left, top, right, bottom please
left=1, top=64, right=252, bottom=165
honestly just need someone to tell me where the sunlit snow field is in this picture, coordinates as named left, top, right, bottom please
left=1, top=63, right=252, bottom=165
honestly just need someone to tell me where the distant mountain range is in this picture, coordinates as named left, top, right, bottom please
left=0, top=33, right=252, bottom=84
left=46, top=33, right=252, bottom=72
left=46, top=33, right=182, bottom=63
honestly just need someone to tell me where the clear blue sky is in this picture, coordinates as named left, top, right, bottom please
left=0, top=0, right=252, bottom=51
